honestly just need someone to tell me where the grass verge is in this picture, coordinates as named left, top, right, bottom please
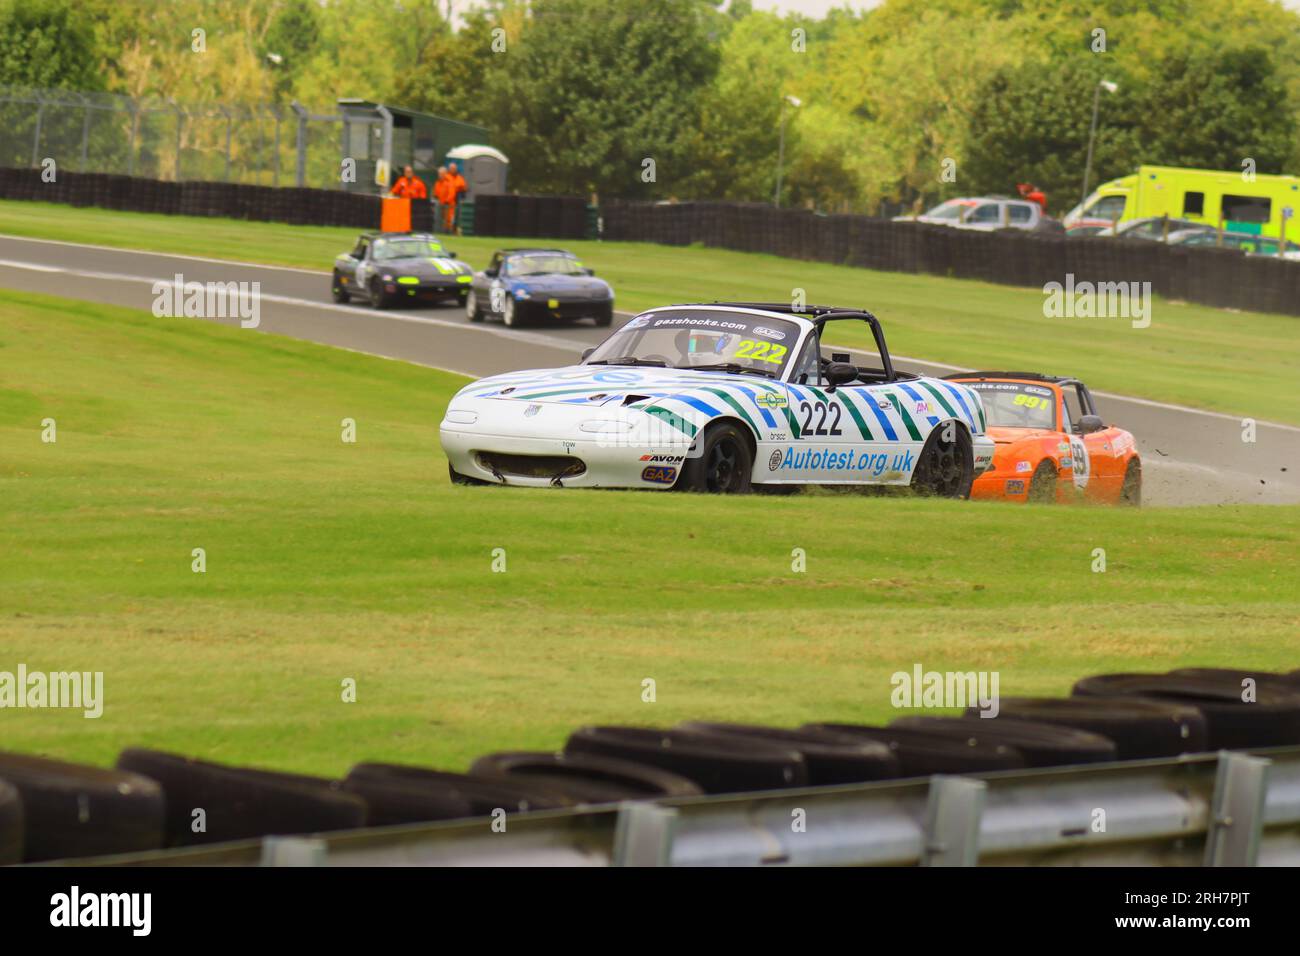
left=1, top=289, right=1297, bottom=775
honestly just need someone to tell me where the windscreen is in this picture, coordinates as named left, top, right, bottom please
left=373, top=237, right=448, bottom=260
left=507, top=254, right=586, bottom=276
left=585, top=310, right=801, bottom=378
left=922, top=199, right=975, bottom=221
left=962, top=381, right=1057, bottom=429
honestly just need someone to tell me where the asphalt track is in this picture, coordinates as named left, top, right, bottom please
left=1, top=233, right=1296, bottom=506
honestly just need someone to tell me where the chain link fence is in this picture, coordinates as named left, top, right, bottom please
left=0, top=88, right=350, bottom=189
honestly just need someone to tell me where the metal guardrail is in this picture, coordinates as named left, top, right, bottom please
left=44, top=746, right=1300, bottom=868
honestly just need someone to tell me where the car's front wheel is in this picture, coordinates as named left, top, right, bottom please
left=369, top=278, right=389, bottom=310
left=1027, top=460, right=1057, bottom=503
left=593, top=305, right=613, bottom=327
left=331, top=272, right=350, bottom=304
left=677, top=422, right=753, bottom=493
left=503, top=296, right=519, bottom=327
left=910, top=424, right=973, bottom=498
left=1119, top=458, right=1141, bottom=506
left=466, top=290, right=483, bottom=322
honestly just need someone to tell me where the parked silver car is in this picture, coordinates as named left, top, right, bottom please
left=894, top=197, right=1057, bottom=231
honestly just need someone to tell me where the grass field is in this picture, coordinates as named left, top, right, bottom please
left=2, top=199, right=1298, bottom=425
left=1, top=289, right=1297, bottom=777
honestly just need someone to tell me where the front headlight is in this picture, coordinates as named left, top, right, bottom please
left=382, top=274, right=393, bottom=281
left=578, top=420, right=632, bottom=434
left=444, top=409, right=478, bottom=425
left=514, top=287, right=530, bottom=299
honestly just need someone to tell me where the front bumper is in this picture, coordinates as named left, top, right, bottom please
left=972, top=435, right=995, bottom=477
left=389, top=277, right=471, bottom=300
left=440, top=398, right=690, bottom=489
left=516, top=296, right=613, bottom=321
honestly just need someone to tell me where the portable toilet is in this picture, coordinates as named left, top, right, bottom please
left=445, top=144, right=509, bottom=200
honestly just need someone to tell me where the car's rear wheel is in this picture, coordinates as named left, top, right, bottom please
left=910, top=424, right=973, bottom=498
left=369, top=278, right=389, bottom=310
left=331, top=272, right=350, bottom=304
left=678, top=422, right=753, bottom=493
left=1027, top=460, right=1057, bottom=503
left=466, top=290, right=484, bottom=322
left=1119, top=458, right=1141, bottom=506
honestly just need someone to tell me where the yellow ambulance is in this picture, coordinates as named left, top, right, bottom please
left=1063, top=165, right=1300, bottom=239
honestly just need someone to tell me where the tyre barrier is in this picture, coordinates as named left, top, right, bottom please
left=5, top=662, right=1299, bottom=863
left=888, top=716, right=1118, bottom=767
left=674, top=722, right=901, bottom=785
left=803, top=724, right=1028, bottom=776
left=960, top=697, right=1209, bottom=759
left=468, top=751, right=704, bottom=802
left=115, top=749, right=366, bottom=848
left=0, top=779, right=23, bottom=866
left=1071, top=672, right=1300, bottom=750
left=345, top=763, right=576, bottom=821
left=565, top=726, right=809, bottom=794
left=0, top=752, right=164, bottom=862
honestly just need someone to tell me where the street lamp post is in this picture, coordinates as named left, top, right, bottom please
left=773, top=94, right=802, bottom=208
left=1080, top=79, right=1118, bottom=206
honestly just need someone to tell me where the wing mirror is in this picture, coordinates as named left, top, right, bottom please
left=1077, top=414, right=1106, bottom=434
left=825, top=362, right=858, bottom=390
left=448, top=251, right=458, bottom=258
left=583, top=267, right=595, bottom=276
left=581, top=347, right=596, bottom=362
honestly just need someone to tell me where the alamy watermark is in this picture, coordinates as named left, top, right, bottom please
left=0, top=665, right=103, bottom=718
left=891, top=663, right=999, bottom=717
left=152, top=273, right=261, bottom=328
left=1043, top=274, right=1151, bottom=329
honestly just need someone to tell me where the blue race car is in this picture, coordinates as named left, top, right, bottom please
left=465, top=248, right=614, bottom=327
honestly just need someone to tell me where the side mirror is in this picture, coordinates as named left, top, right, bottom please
left=484, top=269, right=497, bottom=278
left=581, top=347, right=596, bottom=362
left=825, top=362, right=857, bottom=389
left=448, top=251, right=458, bottom=259
left=583, top=267, right=595, bottom=276
left=1077, top=414, right=1106, bottom=434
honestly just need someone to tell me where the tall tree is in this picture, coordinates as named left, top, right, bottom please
left=490, top=0, right=722, bottom=198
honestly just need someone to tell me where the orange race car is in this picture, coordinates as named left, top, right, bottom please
left=943, top=372, right=1141, bottom=505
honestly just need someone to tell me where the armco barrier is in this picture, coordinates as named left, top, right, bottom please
left=4, top=167, right=1298, bottom=315
left=48, top=747, right=1300, bottom=867
left=599, top=199, right=1300, bottom=318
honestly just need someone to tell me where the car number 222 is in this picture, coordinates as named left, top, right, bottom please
left=799, top=399, right=842, bottom=436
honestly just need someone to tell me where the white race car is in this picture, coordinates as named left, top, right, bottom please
left=440, top=303, right=994, bottom=495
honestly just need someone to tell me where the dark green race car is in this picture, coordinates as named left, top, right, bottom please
left=332, top=232, right=474, bottom=309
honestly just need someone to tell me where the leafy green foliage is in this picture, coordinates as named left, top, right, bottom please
left=0, top=0, right=104, bottom=91
left=4, top=0, right=1300, bottom=210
